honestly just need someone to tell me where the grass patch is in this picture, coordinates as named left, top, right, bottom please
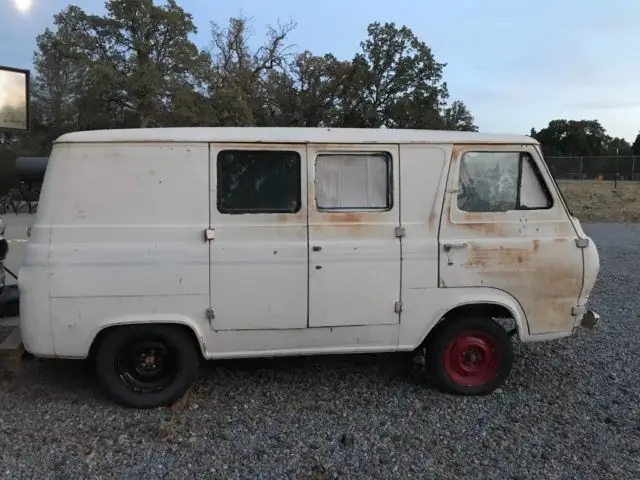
left=556, top=180, right=640, bottom=223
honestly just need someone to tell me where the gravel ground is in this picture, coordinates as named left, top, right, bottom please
left=1, top=223, right=639, bottom=480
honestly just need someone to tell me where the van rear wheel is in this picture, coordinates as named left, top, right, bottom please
left=426, top=316, right=513, bottom=395
left=95, top=325, right=200, bottom=409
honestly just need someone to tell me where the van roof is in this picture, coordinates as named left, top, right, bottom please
left=54, top=127, right=538, bottom=145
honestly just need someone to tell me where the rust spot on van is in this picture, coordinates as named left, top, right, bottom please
left=320, top=212, right=365, bottom=223
left=451, top=144, right=464, bottom=160
left=318, top=213, right=368, bottom=236
left=461, top=219, right=504, bottom=236
left=466, top=244, right=535, bottom=269
left=275, top=214, right=293, bottom=224
left=308, top=180, right=315, bottom=209
left=275, top=207, right=306, bottom=223
left=428, top=210, right=438, bottom=231
left=525, top=263, right=584, bottom=333
left=461, top=212, right=486, bottom=223
left=427, top=184, right=444, bottom=231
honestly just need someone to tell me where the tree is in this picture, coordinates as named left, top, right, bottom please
left=263, top=52, right=360, bottom=127
left=18, top=5, right=478, bottom=159
left=442, top=100, right=477, bottom=131
left=632, top=132, right=640, bottom=156
left=532, top=119, right=635, bottom=178
left=26, top=7, right=91, bottom=151
left=533, top=119, right=611, bottom=157
left=338, top=22, right=476, bottom=130
left=208, top=15, right=297, bottom=126
left=605, top=136, right=632, bottom=156
left=40, top=0, right=213, bottom=129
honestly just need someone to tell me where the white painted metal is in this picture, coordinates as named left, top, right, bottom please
left=438, top=144, right=592, bottom=336
left=570, top=214, right=601, bottom=317
left=395, top=144, right=452, bottom=347
left=54, top=127, right=537, bottom=147
left=17, top=128, right=600, bottom=362
left=306, top=144, right=401, bottom=327
left=20, top=142, right=211, bottom=357
left=208, top=143, right=308, bottom=331
left=0, top=222, right=5, bottom=292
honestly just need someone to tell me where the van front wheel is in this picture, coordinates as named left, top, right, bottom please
left=426, top=316, right=513, bottom=395
left=95, top=325, right=200, bottom=409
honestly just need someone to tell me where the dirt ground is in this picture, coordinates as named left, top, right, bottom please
left=557, top=180, right=640, bottom=223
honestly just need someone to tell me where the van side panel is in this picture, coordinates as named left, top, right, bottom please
left=306, top=143, right=401, bottom=328
left=210, top=324, right=400, bottom=358
left=19, top=152, right=56, bottom=355
left=22, top=142, right=211, bottom=358
left=207, top=143, right=308, bottom=331
left=19, top=240, right=54, bottom=356
left=396, top=144, right=450, bottom=348
left=438, top=144, right=584, bottom=337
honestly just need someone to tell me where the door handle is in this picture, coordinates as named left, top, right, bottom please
left=312, top=245, right=322, bottom=252
left=443, top=242, right=468, bottom=252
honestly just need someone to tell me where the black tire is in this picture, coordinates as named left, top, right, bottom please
left=95, top=324, right=201, bottom=409
left=426, top=316, right=513, bottom=395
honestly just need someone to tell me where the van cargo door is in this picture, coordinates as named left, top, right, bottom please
left=306, top=143, right=401, bottom=328
left=208, top=143, right=309, bottom=331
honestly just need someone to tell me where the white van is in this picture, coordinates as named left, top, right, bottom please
left=0, top=217, right=6, bottom=293
left=18, top=127, right=600, bottom=408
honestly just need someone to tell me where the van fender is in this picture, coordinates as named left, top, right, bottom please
left=411, top=287, right=530, bottom=349
left=88, top=314, right=209, bottom=359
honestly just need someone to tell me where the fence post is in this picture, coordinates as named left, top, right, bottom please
left=579, top=157, right=583, bottom=179
left=633, top=156, right=636, bottom=181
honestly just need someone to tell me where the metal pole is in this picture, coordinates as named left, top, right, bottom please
left=615, top=149, right=619, bottom=189
left=579, top=157, right=583, bottom=179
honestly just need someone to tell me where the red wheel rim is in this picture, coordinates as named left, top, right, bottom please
left=443, top=330, right=501, bottom=386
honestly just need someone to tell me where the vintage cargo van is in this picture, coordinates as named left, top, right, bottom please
left=18, top=127, right=600, bottom=408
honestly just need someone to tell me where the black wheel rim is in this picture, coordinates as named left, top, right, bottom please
left=114, top=337, right=179, bottom=393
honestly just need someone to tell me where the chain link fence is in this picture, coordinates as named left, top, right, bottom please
left=546, top=156, right=640, bottom=181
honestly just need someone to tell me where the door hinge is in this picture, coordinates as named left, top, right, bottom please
left=394, top=226, right=406, bottom=238
left=204, top=228, right=215, bottom=242
left=205, top=307, right=215, bottom=323
left=575, top=238, right=589, bottom=248
left=394, top=301, right=403, bottom=314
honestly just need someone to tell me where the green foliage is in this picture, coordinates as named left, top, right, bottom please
left=10, top=2, right=477, bottom=156
left=632, top=132, right=640, bottom=156
left=532, top=119, right=632, bottom=157
left=532, top=119, right=637, bottom=178
left=11, top=0, right=637, bottom=168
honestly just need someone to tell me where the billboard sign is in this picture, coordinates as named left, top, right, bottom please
left=0, top=65, right=30, bottom=132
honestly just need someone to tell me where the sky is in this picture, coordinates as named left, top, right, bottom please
left=2, top=0, right=640, bottom=142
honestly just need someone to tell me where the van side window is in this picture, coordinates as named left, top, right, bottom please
left=217, top=150, right=301, bottom=214
left=457, top=151, right=552, bottom=213
left=519, top=154, right=552, bottom=209
left=315, top=153, right=392, bottom=210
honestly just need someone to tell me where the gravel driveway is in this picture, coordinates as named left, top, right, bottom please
left=1, top=223, right=639, bottom=479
